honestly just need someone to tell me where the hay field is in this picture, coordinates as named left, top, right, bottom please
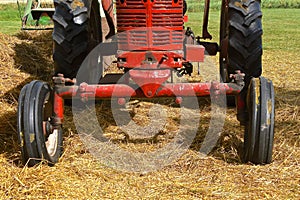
left=0, top=10, right=299, bottom=200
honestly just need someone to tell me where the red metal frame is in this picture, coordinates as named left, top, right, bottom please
left=53, top=79, right=242, bottom=124
left=53, top=89, right=64, bottom=124
left=51, top=0, right=242, bottom=125
left=117, top=51, right=184, bottom=68
left=56, top=82, right=241, bottom=99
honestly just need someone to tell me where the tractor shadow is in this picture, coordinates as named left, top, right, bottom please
left=188, top=100, right=245, bottom=164
left=190, top=115, right=245, bottom=164
left=90, top=97, right=246, bottom=164
left=1, top=31, right=54, bottom=107
left=13, top=31, right=54, bottom=82
left=191, top=86, right=300, bottom=164
left=94, top=85, right=300, bottom=165
left=0, top=31, right=54, bottom=166
left=0, top=110, right=22, bottom=165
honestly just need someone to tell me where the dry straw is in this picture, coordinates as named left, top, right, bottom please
left=0, top=31, right=299, bottom=199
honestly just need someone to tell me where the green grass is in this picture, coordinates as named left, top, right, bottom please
left=0, top=21, right=21, bottom=34
left=0, top=4, right=22, bottom=34
left=261, top=0, right=300, bottom=8
left=0, top=4, right=299, bottom=56
left=262, top=9, right=300, bottom=52
left=0, top=0, right=300, bottom=34
left=187, top=0, right=300, bottom=12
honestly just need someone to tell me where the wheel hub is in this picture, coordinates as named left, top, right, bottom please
left=46, top=129, right=58, bottom=157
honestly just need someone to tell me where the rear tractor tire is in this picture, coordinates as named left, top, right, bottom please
left=220, top=0, right=263, bottom=106
left=52, top=0, right=102, bottom=79
left=17, top=81, right=63, bottom=166
left=220, top=0, right=263, bottom=81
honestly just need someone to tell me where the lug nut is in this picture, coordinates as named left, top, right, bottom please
left=118, top=98, right=126, bottom=105
left=147, top=90, right=153, bottom=97
left=175, top=97, right=183, bottom=104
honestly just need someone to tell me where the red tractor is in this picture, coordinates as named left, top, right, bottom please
left=17, top=0, right=275, bottom=166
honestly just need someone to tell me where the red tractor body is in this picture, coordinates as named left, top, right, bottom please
left=17, top=0, right=275, bottom=167
left=115, top=0, right=204, bottom=97
left=117, top=0, right=184, bottom=51
left=116, top=0, right=204, bottom=68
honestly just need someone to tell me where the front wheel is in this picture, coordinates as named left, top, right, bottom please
left=243, top=77, right=275, bottom=164
left=17, top=81, right=63, bottom=166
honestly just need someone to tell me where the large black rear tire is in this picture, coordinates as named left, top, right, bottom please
left=220, top=0, right=262, bottom=107
left=220, top=0, right=263, bottom=81
left=228, top=0, right=263, bottom=80
left=52, top=0, right=102, bottom=79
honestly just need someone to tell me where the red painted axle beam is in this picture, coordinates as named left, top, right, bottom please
left=56, top=82, right=242, bottom=99
left=53, top=82, right=242, bottom=124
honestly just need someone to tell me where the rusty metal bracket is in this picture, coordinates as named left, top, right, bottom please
left=53, top=74, right=76, bottom=86
left=230, top=70, right=245, bottom=87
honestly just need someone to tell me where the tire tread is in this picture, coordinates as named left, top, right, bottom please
left=228, top=0, right=263, bottom=79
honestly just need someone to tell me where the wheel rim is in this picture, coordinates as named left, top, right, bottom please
left=19, top=81, right=62, bottom=166
left=45, top=129, right=59, bottom=157
left=42, top=91, right=60, bottom=158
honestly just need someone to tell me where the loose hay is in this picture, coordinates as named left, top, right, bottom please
left=0, top=30, right=299, bottom=199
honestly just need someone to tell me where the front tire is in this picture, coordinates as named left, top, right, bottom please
left=243, top=77, right=275, bottom=164
left=17, top=84, right=29, bottom=164
left=17, top=81, right=63, bottom=166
